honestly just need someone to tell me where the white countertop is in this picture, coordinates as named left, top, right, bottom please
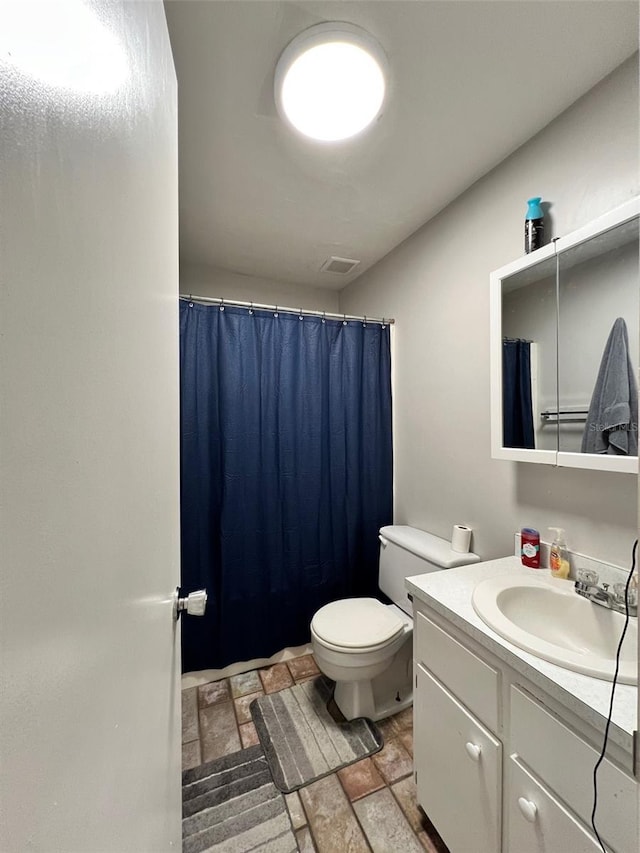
left=406, top=556, right=637, bottom=754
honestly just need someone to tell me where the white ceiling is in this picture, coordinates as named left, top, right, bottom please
left=164, top=1, right=638, bottom=290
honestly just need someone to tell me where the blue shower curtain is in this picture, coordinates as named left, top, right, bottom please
left=179, top=302, right=393, bottom=672
left=502, top=339, right=535, bottom=449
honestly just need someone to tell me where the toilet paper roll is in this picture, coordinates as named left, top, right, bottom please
left=451, top=524, right=472, bottom=553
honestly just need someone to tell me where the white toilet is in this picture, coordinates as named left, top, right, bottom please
left=310, top=525, right=480, bottom=721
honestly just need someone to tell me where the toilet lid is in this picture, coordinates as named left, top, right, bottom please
left=312, top=598, right=404, bottom=649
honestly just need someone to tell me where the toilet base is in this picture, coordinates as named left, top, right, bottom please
left=332, top=635, right=413, bottom=722
left=334, top=680, right=413, bottom=722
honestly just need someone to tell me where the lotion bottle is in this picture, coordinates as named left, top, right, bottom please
left=549, top=527, right=570, bottom=579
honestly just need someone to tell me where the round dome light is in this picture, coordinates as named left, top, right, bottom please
left=274, top=23, right=387, bottom=142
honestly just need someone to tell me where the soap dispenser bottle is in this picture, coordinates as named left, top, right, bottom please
left=549, top=527, right=570, bottom=579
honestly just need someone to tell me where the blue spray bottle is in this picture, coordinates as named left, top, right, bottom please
left=524, top=197, right=544, bottom=253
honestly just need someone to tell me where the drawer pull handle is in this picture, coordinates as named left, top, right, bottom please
left=518, top=797, right=538, bottom=823
left=465, top=742, right=482, bottom=762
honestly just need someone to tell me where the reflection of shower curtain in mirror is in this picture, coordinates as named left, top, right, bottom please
left=503, top=340, right=535, bottom=449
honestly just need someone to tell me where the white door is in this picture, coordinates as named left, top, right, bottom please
left=0, top=2, right=182, bottom=850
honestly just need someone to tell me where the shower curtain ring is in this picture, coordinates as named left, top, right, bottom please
left=299, top=308, right=304, bottom=320
left=274, top=305, right=279, bottom=318
left=322, top=311, right=326, bottom=324
left=249, top=301, right=254, bottom=315
left=220, top=298, right=225, bottom=312
left=363, top=315, right=367, bottom=327
left=343, top=313, right=347, bottom=326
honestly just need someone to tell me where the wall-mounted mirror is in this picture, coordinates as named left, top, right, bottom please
left=490, top=197, right=639, bottom=473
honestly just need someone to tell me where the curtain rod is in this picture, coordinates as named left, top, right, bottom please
left=179, top=294, right=395, bottom=326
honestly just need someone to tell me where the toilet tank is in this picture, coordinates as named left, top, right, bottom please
left=378, top=525, right=480, bottom=614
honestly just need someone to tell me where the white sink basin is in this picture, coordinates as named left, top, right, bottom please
left=472, top=574, right=637, bottom=684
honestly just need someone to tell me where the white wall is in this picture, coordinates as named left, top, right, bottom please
left=340, top=56, right=639, bottom=567
left=181, top=262, right=341, bottom=313
left=0, top=3, right=181, bottom=850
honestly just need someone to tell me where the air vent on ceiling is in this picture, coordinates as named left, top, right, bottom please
left=320, top=256, right=361, bottom=275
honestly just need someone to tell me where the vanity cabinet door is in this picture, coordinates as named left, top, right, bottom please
left=510, top=686, right=635, bottom=852
left=507, top=758, right=603, bottom=853
left=414, top=663, right=502, bottom=853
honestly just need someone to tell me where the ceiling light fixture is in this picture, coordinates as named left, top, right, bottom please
left=274, top=22, right=387, bottom=142
left=0, top=0, right=127, bottom=93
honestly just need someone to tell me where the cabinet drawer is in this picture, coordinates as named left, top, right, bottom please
left=511, top=686, right=636, bottom=853
left=508, top=757, right=602, bottom=853
left=415, top=663, right=502, bottom=853
left=415, top=610, right=499, bottom=731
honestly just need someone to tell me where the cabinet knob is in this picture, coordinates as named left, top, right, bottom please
left=518, top=797, right=538, bottom=823
left=465, top=742, right=482, bottom=762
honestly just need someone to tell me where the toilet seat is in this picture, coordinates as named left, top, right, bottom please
left=311, top=598, right=404, bottom=650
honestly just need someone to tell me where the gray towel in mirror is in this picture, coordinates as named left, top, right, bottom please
left=582, top=317, right=638, bottom=456
left=581, top=317, right=638, bottom=455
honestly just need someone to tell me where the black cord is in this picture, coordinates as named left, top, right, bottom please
left=590, top=538, right=637, bottom=853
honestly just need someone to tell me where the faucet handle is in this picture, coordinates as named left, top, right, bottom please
left=613, top=582, right=638, bottom=609
left=577, top=568, right=599, bottom=585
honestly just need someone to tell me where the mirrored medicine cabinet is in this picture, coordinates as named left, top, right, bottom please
left=490, top=196, right=639, bottom=474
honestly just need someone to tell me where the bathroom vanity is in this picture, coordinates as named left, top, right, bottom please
left=406, top=558, right=637, bottom=853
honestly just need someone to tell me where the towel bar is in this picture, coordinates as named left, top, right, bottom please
left=540, top=409, right=588, bottom=423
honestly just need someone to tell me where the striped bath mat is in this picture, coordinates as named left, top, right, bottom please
left=250, top=676, right=383, bottom=793
left=182, top=744, right=297, bottom=853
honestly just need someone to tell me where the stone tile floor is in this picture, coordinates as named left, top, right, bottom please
left=182, top=653, right=449, bottom=853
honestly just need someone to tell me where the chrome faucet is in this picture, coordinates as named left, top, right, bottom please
left=574, top=569, right=638, bottom=617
